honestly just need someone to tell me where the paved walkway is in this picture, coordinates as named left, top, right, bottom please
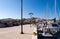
left=0, top=24, right=34, bottom=39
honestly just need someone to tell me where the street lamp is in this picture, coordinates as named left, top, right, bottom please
left=21, top=0, right=24, bottom=34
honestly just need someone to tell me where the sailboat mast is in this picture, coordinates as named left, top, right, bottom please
left=54, top=0, right=56, bottom=22
left=45, top=2, right=48, bottom=20
left=54, top=0, right=56, bottom=18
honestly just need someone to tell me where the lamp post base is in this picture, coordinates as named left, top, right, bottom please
left=21, top=32, right=24, bottom=34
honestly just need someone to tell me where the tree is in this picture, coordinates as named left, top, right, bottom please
left=29, top=12, right=33, bottom=18
left=28, top=12, right=34, bottom=27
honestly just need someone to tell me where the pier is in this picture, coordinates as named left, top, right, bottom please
left=0, top=24, right=34, bottom=39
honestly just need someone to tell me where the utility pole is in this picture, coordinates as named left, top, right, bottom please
left=21, top=0, right=24, bottom=34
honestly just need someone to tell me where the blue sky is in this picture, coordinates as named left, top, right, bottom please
left=0, top=0, right=20, bottom=19
left=0, top=0, right=60, bottom=19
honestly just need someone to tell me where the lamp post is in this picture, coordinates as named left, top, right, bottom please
left=21, top=0, right=24, bottom=34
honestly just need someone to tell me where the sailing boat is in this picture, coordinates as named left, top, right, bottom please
left=37, top=0, right=60, bottom=39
